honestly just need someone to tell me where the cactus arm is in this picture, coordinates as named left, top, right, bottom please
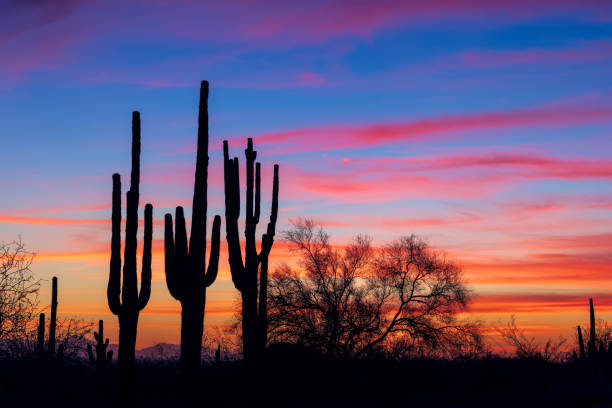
left=106, top=350, right=114, bottom=364
left=223, top=141, right=245, bottom=290
left=245, top=138, right=257, bottom=226
left=254, top=163, right=261, bottom=224
left=244, top=139, right=259, bottom=273
left=174, top=207, right=188, bottom=296
left=256, top=164, right=278, bottom=349
left=203, top=215, right=222, bottom=287
left=233, top=158, right=240, bottom=218
left=164, top=213, right=181, bottom=300
left=260, top=164, right=279, bottom=259
left=137, top=203, right=153, bottom=310
left=108, top=174, right=123, bottom=315
left=87, top=344, right=95, bottom=364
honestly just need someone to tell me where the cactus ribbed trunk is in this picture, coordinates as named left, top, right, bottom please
left=107, top=111, right=152, bottom=406
left=179, top=298, right=205, bottom=376
left=164, top=81, right=221, bottom=381
left=223, top=138, right=279, bottom=361
left=48, top=276, right=57, bottom=355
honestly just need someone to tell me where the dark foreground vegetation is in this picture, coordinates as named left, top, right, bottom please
left=1, top=354, right=612, bottom=408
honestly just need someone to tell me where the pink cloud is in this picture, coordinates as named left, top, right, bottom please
left=457, top=40, right=612, bottom=69
left=277, top=151, right=612, bottom=204
left=239, top=0, right=610, bottom=44
left=244, top=105, right=612, bottom=154
left=0, top=0, right=83, bottom=42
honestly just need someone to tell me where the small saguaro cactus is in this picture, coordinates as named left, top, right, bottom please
left=107, top=111, right=152, bottom=400
left=164, top=81, right=221, bottom=380
left=587, top=298, right=597, bottom=359
left=36, top=313, right=45, bottom=356
left=577, top=325, right=586, bottom=360
left=48, top=276, right=58, bottom=356
left=576, top=298, right=610, bottom=365
left=223, top=137, right=279, bottom=361
left=215, top=343, right=221, bottom=364
left=88, top=320, right=113, bottom=374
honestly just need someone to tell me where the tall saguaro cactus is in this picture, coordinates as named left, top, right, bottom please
left=164, top=81, right=221, bottom=379
left=48, top=276, right=58, bottom=355
left=223, top=137, right=279, bottom=360
left=107, top=111, right=152, bottom=399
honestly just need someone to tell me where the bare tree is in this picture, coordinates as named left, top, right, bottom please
left=0, top=239, right=39, bottom=342
left=267, top=219, right=481, bottom=358
left=496, top=316, right=568, bottom=362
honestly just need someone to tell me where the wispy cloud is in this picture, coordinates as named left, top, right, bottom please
left=244, top=105, right=612, bottom=154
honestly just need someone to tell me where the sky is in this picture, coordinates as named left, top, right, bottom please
left=0, top=0, right=611, bottom=348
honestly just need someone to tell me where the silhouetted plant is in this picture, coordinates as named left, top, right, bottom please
left=164, top=80, right=221, bottom=379
left=215, top=343, right=221, bottom=364
left=107, top=111, right=152, bottom=402
left=36, top=313, right=44, bottom=356
left=268, top=220, right=480, bottom=358
left=577, top=325, right=586, bottom=360
left=497, top=315, right=567, bottom=361
left=575, top=298, right=611, bottom=366
left=87, top=319, right=113, bottom=374
left=48, top=276, right=57, bottom=356
left=223, top=137, right=279, bottom=360
left=0, top=239, right=39, bottom=341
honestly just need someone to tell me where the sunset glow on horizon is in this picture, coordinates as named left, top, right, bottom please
left=1, top=0, right=611, bottom=348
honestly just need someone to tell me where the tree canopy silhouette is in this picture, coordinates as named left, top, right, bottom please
left=0, top=239, right=38, bottom=342
left=267, top=219, right=481, bottom=358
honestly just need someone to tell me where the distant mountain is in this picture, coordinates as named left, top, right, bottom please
left=0, top=339, right=240, bottom=362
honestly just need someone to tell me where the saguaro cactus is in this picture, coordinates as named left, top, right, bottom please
left=107, top=111, right=152, bottom=399
left=87, top=320, right=113, bottom=374
left=587, top=298, right=597, bottom=359
left=164, top=81, right=221, bottom=379
left=36, top=313, right=45, bottom=356
left=48, top=276, right=58, bottom=355
left=577, top=325, right=586, bottom=360
left=223, top=137, right=279, bottom=360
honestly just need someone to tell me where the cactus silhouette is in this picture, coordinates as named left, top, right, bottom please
left=48, top=276, right=57, bottom=356
left=36, top=313, right=45, bottom=356
left=107, top=111, right=152, bottom=402
left=223, top=137, right=279, bottom=360
left=164, top=81, right=221, bottom=379
left=215, top=343, right=221, bottom=364
left=575, top=298, right=611, bottom=368
left=577, top=325, right=586, bottom=360
left=87, top=320, right=113, bottom=374
left=587, top=298, right=597, bottom=359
